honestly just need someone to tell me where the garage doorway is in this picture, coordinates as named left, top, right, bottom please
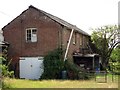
left=19, top=57, right=44, bottom=79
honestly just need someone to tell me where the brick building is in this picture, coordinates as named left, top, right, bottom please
left=2, top=5, right=90, bottom=79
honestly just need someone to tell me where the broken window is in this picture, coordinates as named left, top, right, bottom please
left=26, top=28, right=37, bottom=42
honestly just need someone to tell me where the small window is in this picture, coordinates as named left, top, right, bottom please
left=83, top=35, right=87, bottom=47
left=26, top=28, right=37, bottom=42
left=73, top=32, right=77, bottom=45
left=79, top=35, right=82, bottom=46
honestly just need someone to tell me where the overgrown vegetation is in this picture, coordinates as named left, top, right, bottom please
left=0, top=46, right=14, bottom=89
left=2, top=79, right=12, bottom=89
left=65, top=60, right=89, bottom=79
left=41, top=48, right=64, bottom=79
left=41, top=48, right=89, bottom=80
left=109, top=46, right=120, bottom=74
left=0, top=46, right=14, bottom=78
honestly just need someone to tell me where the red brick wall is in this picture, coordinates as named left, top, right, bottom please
left=62, top=27, right=90, bottom=62
left=3, top=8, right=64, bottom=77
left=3, top=8, right=63, bottom=58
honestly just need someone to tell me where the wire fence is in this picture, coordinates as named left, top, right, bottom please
left=86, top=70, right=118, bottom=83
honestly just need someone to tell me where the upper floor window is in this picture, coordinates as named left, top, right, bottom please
left=73, top=32, right=77, bottom=45
left=79, top=35, right=82, bottom=46
left=26, top=28, right=37, bottom=42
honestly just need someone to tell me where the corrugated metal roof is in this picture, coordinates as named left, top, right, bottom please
left=29, top=5, right=90, bottom=36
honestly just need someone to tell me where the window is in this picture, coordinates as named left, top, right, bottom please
left=26, top=28, right=37, bottom=42
left=73, top=32, right=77, bottom=45
left=83, top=35, right=87, bottom=48
left=79, top=35, right=82, bottom=46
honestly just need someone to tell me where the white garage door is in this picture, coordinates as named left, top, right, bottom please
left=19, top=57, right=44, bottom=79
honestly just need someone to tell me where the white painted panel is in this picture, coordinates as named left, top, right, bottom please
left=20, top=60, right=27, bottom=78
left=24, top=59, right=32, bottom=79
left=19, top=57, right=44, bottom=79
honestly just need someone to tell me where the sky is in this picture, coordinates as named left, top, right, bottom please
left=0, top=0, right=119, bottom=34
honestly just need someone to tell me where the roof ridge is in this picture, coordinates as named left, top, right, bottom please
left=3, top=5, right=90, bottom=36
left=28, top=5, right=90, bottom=36
left=29, top=5, right=75, bottom=26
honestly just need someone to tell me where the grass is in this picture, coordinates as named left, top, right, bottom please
left=2, top=74, right=119, bottom=88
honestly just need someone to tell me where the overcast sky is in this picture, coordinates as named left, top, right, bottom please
left=0, top=0, right=119, bottom=34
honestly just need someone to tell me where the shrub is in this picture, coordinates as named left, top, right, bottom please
left=65, top=60, right=89, bottom=80
left=41, top=48, right=89, bottom=80
left=2, top=80, right=11, bottom=89
left=41, top=48, right=64, bottom=79
left=0, top=46, right=14, bottom=78
left=2, top=65, right=14, bottom=78
left=2, top=78, right=12, bottom=89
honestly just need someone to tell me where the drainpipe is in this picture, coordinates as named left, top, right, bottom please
left=64, top=29, right=74, bottom=61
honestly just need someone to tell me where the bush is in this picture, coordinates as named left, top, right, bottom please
left=0, top=57, right=14, bottom=78
left=0, top=46, right=14, bottom=78
left=2, top=65, right=14, bottom=78
left=2, top=80, right=11, bottom=89
left=41, top=48, right=89, bottom=80
left=2, top=78, right=12, bottom=89
left=65, top=60, right=89, bottom=80
left=41, top=48, right=64, bottom=79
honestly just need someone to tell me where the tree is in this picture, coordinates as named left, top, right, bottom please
left=91, top=25, right=120, bottom=69
left=110, top=46, right=120, bottom=74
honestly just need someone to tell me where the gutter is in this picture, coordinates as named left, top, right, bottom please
left=64, top=29, right=74, bottom=61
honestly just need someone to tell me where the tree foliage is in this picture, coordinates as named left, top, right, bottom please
left=91, top=25, right=120, bottom=69
left=41, top=48, right=64, bottom=79
left=109, top=47, right=120, bottom=74
left=110, top=47, right=120, bottom=62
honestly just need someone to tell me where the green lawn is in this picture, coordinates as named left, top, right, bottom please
left=3, top=75, right=119, bottom=88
